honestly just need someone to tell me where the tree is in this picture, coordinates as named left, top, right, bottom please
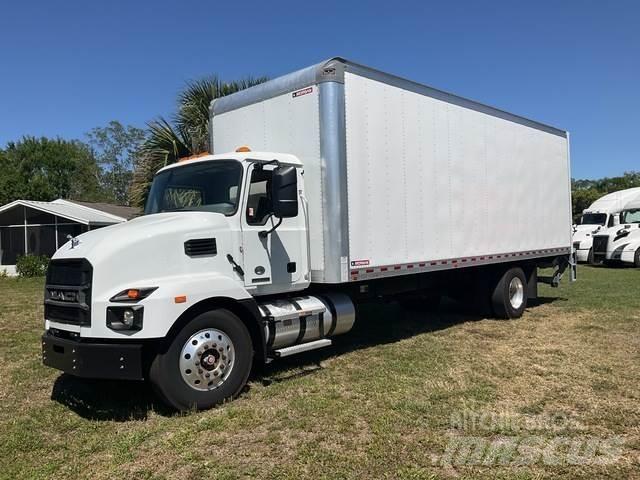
left=130, top=75, right=267, bottom=207
left=87, top=121, right=146, bottom=205
left=1, top=137, right=103, bottom=203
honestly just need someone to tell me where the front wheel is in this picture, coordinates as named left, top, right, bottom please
left=491, top=267, right=528, bottom=319
left=634, top=249, right=640, bottom=268
left=150, top=309, right=253, bottom=411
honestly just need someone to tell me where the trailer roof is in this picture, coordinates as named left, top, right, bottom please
left=211, top=57, right=567, bottom=138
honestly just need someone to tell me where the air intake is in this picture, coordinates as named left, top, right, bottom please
left=184, top=238, right=217, bottom=257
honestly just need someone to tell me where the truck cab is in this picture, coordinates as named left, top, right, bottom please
left=572, top=187, right=640, bottom=263
left=42, top=150, right=356, bottom=410
left=592, top=198, right=640, bottom=267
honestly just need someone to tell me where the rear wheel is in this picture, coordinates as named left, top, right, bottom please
left=150, top=309, right=253, bottom=411
left=587, top=248, right=594, bottom=265
left=491, top=267, right=528, bottom=319
left=634, top=249, right=640, bottom=268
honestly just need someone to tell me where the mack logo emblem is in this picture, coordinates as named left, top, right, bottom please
left=49, top=290, right=77, bottom=302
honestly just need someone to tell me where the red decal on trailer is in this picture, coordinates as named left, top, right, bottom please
left=292, top=87, right=313, bottom=98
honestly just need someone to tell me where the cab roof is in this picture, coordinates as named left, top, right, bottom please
left=157, top=151, right=303, bottom=174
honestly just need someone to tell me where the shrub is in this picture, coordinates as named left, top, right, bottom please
left=16, top=255, right=50, bottom=277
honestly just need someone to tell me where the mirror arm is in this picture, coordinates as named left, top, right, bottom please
left=259, top=216, right=283, bottom=238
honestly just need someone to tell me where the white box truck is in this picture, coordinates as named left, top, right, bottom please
left=572, top=187, right=640, bottom=263
left=42, top=58, right=574, bottom=411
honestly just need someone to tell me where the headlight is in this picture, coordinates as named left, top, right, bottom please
left=107, top=306, right=143, bottom=331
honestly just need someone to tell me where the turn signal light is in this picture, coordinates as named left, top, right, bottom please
left=110, top=287, right=158, bottom=303
left=174, top=295, right=187, bottom=304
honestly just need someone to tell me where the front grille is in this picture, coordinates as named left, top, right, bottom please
left=184, top=238, right=217, bottom=257
left=592, top=235, right=609, bottom=254
left=45, top=259, right=93, bottom=327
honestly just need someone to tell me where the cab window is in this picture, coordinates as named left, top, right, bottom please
left=246, top=167, right=273, bottom=225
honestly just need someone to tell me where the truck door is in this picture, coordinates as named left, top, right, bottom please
left=240, top=163, right=307, bottom=289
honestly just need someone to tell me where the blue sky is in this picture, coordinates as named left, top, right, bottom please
left=0, top=0, right=638, bottom=179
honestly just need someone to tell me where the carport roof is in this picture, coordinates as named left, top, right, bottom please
left=0, top=199, right=133, bottom=225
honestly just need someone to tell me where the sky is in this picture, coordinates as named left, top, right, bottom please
left=0, top=0, right=638, bottom=179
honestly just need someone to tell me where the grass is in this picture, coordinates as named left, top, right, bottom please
left=0, top=266, right=639, bottom=479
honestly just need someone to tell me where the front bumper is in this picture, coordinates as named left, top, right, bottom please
left=41, top=332, right=145, bottom=381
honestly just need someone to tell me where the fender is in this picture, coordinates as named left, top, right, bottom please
left=619, top=238, right=640, bottom=265
left=163, top=295, right=267, bottom=364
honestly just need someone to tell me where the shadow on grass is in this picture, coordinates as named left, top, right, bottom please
left=50, top=295, right=564, bottom=420
left=256, top=295, right=564, bottom=384
left=51, top=375, right=173, bottom=421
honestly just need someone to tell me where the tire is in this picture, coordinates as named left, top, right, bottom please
left=150, top=309, right=253, bottom=411
left=491, top=267, right=528, bottom=319
left=634, top=249, right=640, bottom=268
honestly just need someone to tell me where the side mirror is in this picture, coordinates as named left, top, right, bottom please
left=271, top=166, right=298, bottom=218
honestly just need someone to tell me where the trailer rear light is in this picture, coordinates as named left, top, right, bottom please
left=110, top=287, right=157, bottom=303
left=235, top=146, right=251, bottom=152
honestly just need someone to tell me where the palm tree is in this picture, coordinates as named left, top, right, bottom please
left=130, top=76, right=267, bottom=207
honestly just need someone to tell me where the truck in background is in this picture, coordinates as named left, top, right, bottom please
left=572, top=187, right=640, bottom=263
left=41, top=58, right=574, bottom=411
left=592, top=193, right=640, bottom=267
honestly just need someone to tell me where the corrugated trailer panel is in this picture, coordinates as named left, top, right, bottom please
left=211, top=87, right=326, bottom=273
left=344, top=72, right=571, bottom=270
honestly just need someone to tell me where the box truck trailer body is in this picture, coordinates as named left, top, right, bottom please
left=42, top=58, right=574, bottom=411
left=211, top=58, right=572, bottom=284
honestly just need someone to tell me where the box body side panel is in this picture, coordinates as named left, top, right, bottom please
left=211, top=88, right=326, bottom=275
left=344, top=72, right=571, bottom=271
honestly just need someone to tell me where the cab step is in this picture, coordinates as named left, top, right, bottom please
left=273, top=339, right=332, bottom=358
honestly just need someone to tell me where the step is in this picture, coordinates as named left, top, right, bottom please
left=273, top=339, right=332, bottom=358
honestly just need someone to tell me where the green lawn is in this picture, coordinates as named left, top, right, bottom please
left=0, top=266, right=639, bottom=479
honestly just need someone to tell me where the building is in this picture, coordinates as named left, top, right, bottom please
left=0, top=199, right=139, bottom=275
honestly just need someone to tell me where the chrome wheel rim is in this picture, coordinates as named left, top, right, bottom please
left=508, top=277, right=524, bottom=310
left=180, top=328, right=235, bottom=391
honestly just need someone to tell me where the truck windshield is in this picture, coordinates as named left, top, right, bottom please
left=620, top=209, right=640, bottom=224
left=144, top=160, right=243, bottom=215
left=580, top=213, right=607, bottom=226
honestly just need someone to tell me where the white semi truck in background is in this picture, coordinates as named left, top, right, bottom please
left=592, top=193, right=640, bottom=267
left=572, top=187, right=640, bottom=263
left=42, top=58, right=574, bottom=411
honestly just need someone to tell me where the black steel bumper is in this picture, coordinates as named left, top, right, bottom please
left=41, top=332, right=145, bottom=381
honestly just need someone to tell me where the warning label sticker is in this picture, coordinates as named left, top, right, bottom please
left=292, top=87, right=313, bottom=98
left=351, top=259, right=370, bottom=267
